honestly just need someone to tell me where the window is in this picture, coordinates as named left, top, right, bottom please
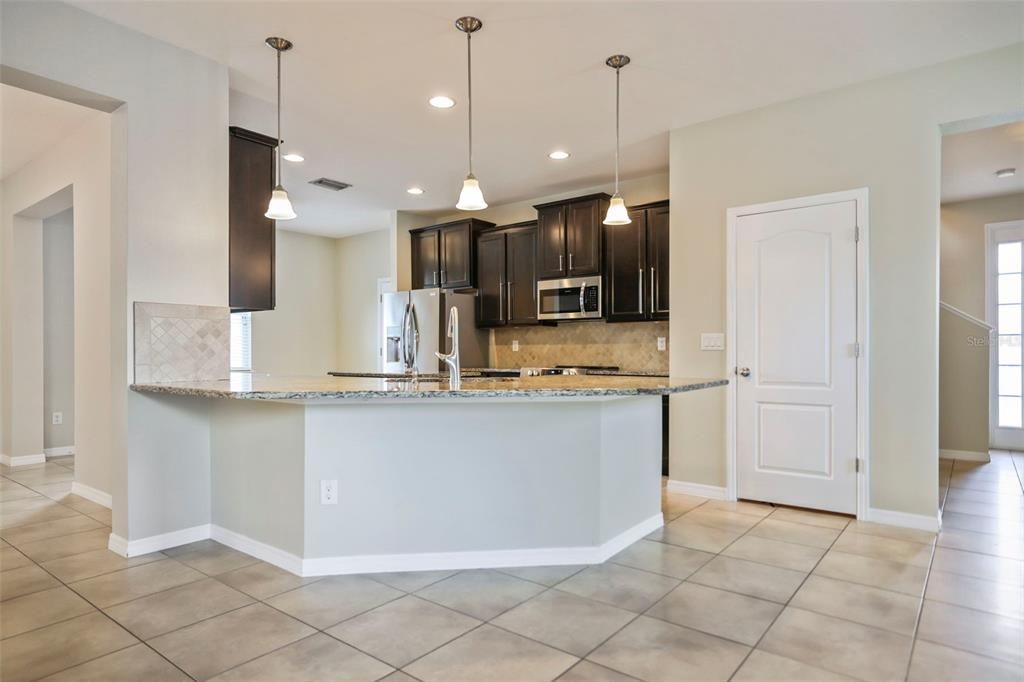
left=230, top=312, right=252, bottom=371
left=997, top=241, right=1022, bottom=428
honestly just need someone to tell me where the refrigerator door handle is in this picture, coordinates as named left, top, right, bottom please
left=407, top=302, right=420, bottom=371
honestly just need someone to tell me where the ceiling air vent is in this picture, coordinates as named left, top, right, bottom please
left=309, top=177, right=352, bottom=191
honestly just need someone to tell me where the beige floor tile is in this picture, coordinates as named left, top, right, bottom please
left=0, top=611, right=137, bottom=682
left=789, top=575, right=921, bottom=635
left=609, top=538, right=714, bottom=579
left=170, top=542, right=261, bottom=575
left=722, top=535, right=824, bottom=572
left=946, top=487, right=1024, bottom=504
left=831, top=529, right=933, bottom=567
left=759, top=607, right=913, bottom=681
left=907, top=639, right=1024, bottom=682
left=588, top=615, right=749, bottom=681
left=0, top=544, right=32, bottom=571
left=0, top=585, right=95, bottom=638
left=0, top=563, right=61, bottom=601
left=105, top=576, right=254, bottom=640
left=652, top=518, right=744, bottom=553
left=40, top=642, right=191, bottom=682
left=0, top=503, right=81, bottom=530
left=367, top=569, right=458, bottom=592
left=0, top=514, right=104, bottom=545
left=496, top=565, right=586, bottom=587
left=917, top=599, right=1024, bottom=665
left=949, top=475, right=1024, bottom=495
left=266, top=574, right=403, bottom=628
left=492, top=589, right=635, bottom=657
left=942, top=511, right=1024, bottom=535
left=701, top=499, right=775, bottom=518
left=210, top=633, right=393, bottom=682
left=937, top=527, right=1024, bottom=560
left=931, top=546, right=1024, bottom=586
left=405, top=623, right=577, bottom=682
left=161, top=538, right=218, bottom=557
left=215, top=561, right=321, bottom=599
left=148, top=602, right=315, bottom=680
left=327, top=594, right=479, bottom=667
left=87, top=509, right=113, bottom=525
left=20, top=481, right=75, bottom=500
left=556, top=563, right=679, bottom=613
left=944, top=499, right=1024, bottom=520
left=1, top=496, right=63, bottom=515
left=688, top=555, right=806, bottom=603
left=660, top=492, right=707, bottom=520
left=69, top=558, right=205, bottom=607
left=814, top=549, right=928, bottom=597
left=16, top=528, right=111, bottom=563
left=415, top=569, right=544, bottom=620
left=44, top=548, right=166, bottom=583
left=732, top=650, right=856, bottom=681
left=646, top=582, right=781, bottom=646
left=52, top=494, right=109, bottom=516
left=925, top=569, right=1024, bottom=619
left=846, top=520, right=937, bottom=545
left=747, top=518, right=841, bottom=549
left=0, top=480, right=42, bottom=501
left=380, top=672, right=419, bottom=682
left=678, top=507, right=762, bottom=533
left=558, top=660, right=640, bottom=681
left=5, top=464, right=74, bottom=487
left=769, top=508, right=851, bottom=531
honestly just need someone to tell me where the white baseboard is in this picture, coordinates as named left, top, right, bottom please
left=70, top=482, right=112, bottom=508
left=665, top=479, right=731, bottom=500
left=862, top=507, right=942, bottom=533
left=44, top=446, right=75, bottom=457
left=210, top=525, right=304, bottom=575
left=107, top=524, right=211, bottom=558
left=940, top=449, right=990, bottom=463
left=0, top=453, right=46, bottom=467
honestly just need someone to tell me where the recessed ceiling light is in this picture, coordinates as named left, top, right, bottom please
left=282, top=153, right=304, bottom=163
left=407, top=187, right=424, bottom=195
left=548, top=150, right=570, bottom=160
left=996, top=168, right=1017, bottom=178
left=429, top=95, right=455, bottom=109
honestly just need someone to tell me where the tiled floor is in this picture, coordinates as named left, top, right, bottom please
left=1, top=453, right=1023, bottom=681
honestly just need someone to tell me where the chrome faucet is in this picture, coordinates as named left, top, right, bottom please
left=435, top=305, right=461, bottom=389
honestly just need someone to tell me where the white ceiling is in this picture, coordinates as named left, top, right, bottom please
left=73, top=1, right=1024, bottom=236
left=0, top=84, right=105, bottom=181
left=943, top=121, right=1024, bottom=203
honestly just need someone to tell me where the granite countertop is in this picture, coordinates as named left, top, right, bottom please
left=130, top=373, right=727, bottom=401
left=328, top=368, right=670, bottom=378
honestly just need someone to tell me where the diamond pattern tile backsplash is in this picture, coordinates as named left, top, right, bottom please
left=133, top=302, right=229, bottom=383
left=490, top=320, right=669, bottom=372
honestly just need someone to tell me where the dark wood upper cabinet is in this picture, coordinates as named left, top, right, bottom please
left=534, top=194, right=609, bottom=279
left=475, top=222, right=538, bottom=328
left=476, top=231, right=506, bottom=326
left=410, top=218, right=494, bottom=290
left=228, top=126, right=277, bottom=311
left=604, top=201, right=670, bottom=322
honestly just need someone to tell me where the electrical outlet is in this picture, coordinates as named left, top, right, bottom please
left=52, top=412, right=63, bottom=425
left=320, top=480, right=338, bottom=505
left=512, top=340, right=520, bottom=352
left=657, top=337, right=667, bottom=352
left=700, top=333, right=725, bottom=351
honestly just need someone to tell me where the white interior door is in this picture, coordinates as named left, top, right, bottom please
left=735, top=199, right=859, bottom=513
left=988, top=221, right=1024, bottom=450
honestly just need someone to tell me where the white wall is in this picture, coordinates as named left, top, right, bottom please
left=43, top=208, right=74, bottom=449
left=335, top=229, right=390, bottom=372
left=668, top=44, right=1024, bottom=520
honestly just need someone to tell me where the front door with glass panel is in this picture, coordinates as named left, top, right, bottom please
left=990, top=221, right=1024, bottom=450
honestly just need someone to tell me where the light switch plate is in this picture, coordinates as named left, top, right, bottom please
left=52, top=412, right=63, bottom=425
left=700, top=333, right=725, bottom=351
left=320, top=480, right=338, bottom=505
left=657, top=337, right=667, bottom=351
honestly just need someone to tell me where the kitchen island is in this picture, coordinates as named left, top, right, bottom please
left=125, top=374, right=726, bottom=576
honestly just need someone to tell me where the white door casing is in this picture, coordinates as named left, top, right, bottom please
left=987, top=220, right=1024, bottom=450
left=728, top=190, right=867, bottom=515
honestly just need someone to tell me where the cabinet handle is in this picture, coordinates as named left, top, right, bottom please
left=441, top=269, right=446, bottom=285
left=499, top=281, right=504, bottom=320
left=650, top=267, right=655, bottom=312
left=569, top=253, right=574, bottom=271
left=559, top=254, right=563, bottom=272
left=507, top=281, right=513, bottom=320
left=639, top=268, right=644, bottom=313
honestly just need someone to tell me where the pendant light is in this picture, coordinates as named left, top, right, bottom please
left=603, top=54, right=631, bottom=225
left=265, top=36, right=297, bottom=221
left=455, top=16, right=487, bottom=211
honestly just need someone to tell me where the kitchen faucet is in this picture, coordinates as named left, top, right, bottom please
left=435, top=305, right=461, bottom=389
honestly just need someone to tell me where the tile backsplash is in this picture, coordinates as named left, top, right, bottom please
left=490, top=320, right=669, bottom=372
left=133, top=302, right=230, bottom=383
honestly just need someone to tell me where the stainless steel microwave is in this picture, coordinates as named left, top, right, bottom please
left=537, top=275, right=602, bottom=321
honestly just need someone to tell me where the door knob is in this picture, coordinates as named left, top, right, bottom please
left=738, top=367, right=751, bottom=377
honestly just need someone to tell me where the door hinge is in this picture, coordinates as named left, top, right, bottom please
left=853, top=341, right=861, bottom=358
left=855, top=458, right=862, bottom=473
left=854, top=226, right=861, bottom=243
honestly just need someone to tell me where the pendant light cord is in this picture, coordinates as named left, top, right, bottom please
left=467, top=31, right=473, bottom=176
left=614, top=65, right=620, bottom=193
left=275, top=46, right=282, bottom=186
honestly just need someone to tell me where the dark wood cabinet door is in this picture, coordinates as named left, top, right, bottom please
left=440, top=223, right=472, bottom=288
left=476, top=232, right=506, bottom=327
left=228, top=127, right=277, bottom=311
left=647, top=204, right=670, bottom=319
left=604, top=208, right=647, bottom=322
left=506, top=226, right=538, bottom=325
left=411, top=231, right=439, bottom=289
left=536, top=205, right=566, bottom=279
left=566, top=198, right=603, bottom=276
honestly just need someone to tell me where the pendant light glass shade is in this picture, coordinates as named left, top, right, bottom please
left=604, top=194, right=630, bottom=225
left=456, top=174, right=487, bottom=210
left=265, top=186, right=297, bottom=220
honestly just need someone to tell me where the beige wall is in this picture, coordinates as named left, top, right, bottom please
left=43, top=209, right=75, bottom=449
left=335, top=229, right=390, bottom=372
left=668, top=44, right=1023, bottom=519
left=252, top=230, right=339, bottom=376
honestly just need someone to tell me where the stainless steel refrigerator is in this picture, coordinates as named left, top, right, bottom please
left=380, top=289, right=487, bottom=374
